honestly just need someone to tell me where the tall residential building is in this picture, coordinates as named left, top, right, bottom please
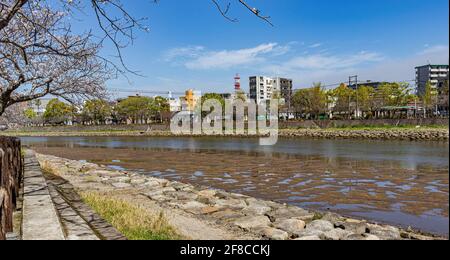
left=249, top=76, right=293, bottom=104
left=416, top=65, right=449, bottom=96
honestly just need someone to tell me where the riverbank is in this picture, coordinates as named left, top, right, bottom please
left=3, top=127, right=449, bottom=141
left=36, top=153, right=445, bottom=240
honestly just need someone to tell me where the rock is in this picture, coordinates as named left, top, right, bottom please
left=201, top=206, right=221, bottom=215
left=215, top=199, right=247, bottom=210
left=368, top=224, right=401, bottom=240
left=363, top=234, right=381, bottom=240
left=198, top=190, right=217, bottom=198
left=260, top=228, right=289, bottom=240
left=161, top=187, right=177, bottom=193
left=321, top=212, right=343, bottom=223
left=111, top=182, right=132, bottom=188
left=233, top=216, right=271, bottom=231
left=182, top=201, right=208, bottom=214
left=171, top=191, right=198, bottom=201
left=335, top=220, right=368, bottom=235
left=111, top=176, right=131, bottom=183
left=295, top=235, right=321, bottom=240
left=274, top=219, right=306, bottom=234
left=143, top=180, right=162, bottom=188
left=321, top=228, right=353, bottom=240
left=295, top=229, right=324, bottom=238
left=242, top=200, right=272, bottom=215
left=211, top=209, right=245, bottom=222
left=306, top=220, right=334, bottom=232
left=268, top=206, right=311, bottom=220
left=130, top=178, right=146, bottom=185
left=142, top=190, right=171, bottom=202
left=346, top=233, right=380, bottom=241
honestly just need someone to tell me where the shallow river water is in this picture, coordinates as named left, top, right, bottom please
left=21, top=136, right=450, bottom=236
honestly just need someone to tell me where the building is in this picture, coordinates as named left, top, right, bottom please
left=168, top=98, right=182, bottom=112
left=416, top=64, right=449, bottom=96
left=27, top=98, right=52, bottom=116
left=249, top=76, right=293, bottom=104
left=348, top=81, right=388, bottom=90
left=274, top=77, right=293, bottom=106
left=181, top=89, right=201, bottom=111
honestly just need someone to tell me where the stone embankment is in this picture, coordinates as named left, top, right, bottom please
left=5, top=128, right=450, bottom=141
left=37, top=153, right=444, bottom=240
left=279, top=129, right=449, bottom=141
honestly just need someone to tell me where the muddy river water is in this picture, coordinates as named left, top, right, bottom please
left=21, top=136, right=449, bottom=236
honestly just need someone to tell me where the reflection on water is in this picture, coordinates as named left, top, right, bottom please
left=21, top=136, right=449, bottom=236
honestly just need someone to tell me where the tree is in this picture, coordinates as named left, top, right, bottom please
left=152, top=96, right=170, bottom=122
left=201, top=93, right=225, bottom=118
left=23, top=108, right=36, bottom=120
left=423, top=81, right=437, bottom=118
left=0, top=1, right=272, bottom=116
left=236, top=90, right=247, bottom=102
left=43, top=99, right=73, bottom=125
left=115, top=96, right=153, bottom=124
left=82, top=99, right=112, bottom=125
left=292, top=83, right=327, bottom=119
left=331, top=83, right=354, bottom=119
left=0, top=3, right=109, bottom=116
left=356, top=85, right=375, bottom=118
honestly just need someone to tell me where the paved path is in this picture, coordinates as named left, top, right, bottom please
left=21, top=150, right=125, bottom=240
left=22, top=150, right=65, bottom=240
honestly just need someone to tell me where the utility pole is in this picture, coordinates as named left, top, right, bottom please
left=349, top=75, right=359, bottom=119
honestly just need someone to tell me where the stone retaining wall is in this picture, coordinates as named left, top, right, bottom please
left=37, top=153, right=444, bottom=240
left=0, top=136, right=23, bottom=240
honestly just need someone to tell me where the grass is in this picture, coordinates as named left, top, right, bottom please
left=327, top=125, right=448, bottom=130
left=80, top=192, right=183, bottom=240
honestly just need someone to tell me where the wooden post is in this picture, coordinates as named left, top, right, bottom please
left=0, top=136, right=23, bottom=240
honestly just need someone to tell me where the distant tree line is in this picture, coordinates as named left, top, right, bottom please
left=290, top=81, right=449, bottom=120
left=24, top=96, right=171, bottom=126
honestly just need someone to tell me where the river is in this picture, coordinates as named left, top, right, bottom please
left=20, top=136, right=449, bottom=236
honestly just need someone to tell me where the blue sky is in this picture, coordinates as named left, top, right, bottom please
left=77, top=0, right=449, bottom=97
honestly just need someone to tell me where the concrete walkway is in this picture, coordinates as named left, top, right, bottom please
left=22, top=150, right=65, bottom=240
left=21, top=150, right=125, bottom=240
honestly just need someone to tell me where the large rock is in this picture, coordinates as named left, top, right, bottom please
left=335, top=220, right=368, bottom=235
left=242, top=200, right=272, bottom=215
left=182, top=201, right=208, bottom=214
left=306, top=220, right=334, bottom=232
left=111, top=182, right=132, bottom=188
left=268, top=206, right=311, bottom=221
left=211, top=209, right=245, bottom=222
left=215, top=199, right=247, bottom=210
left=233, top=216, right=271, bottom=231
left=274, top=219, right=306, bottom=234
left=295, top=235, right=321, bottom=240
left=321, top=228, right=353, bottom=240
left=260, top=227, right=289, bottom=240
left=368, top=224, right=401, bottom=240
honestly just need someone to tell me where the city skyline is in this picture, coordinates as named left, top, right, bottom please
left=70, top=0, right=450, bottom=96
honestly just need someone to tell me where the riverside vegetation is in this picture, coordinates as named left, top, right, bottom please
left=81, top=192, right=182, bottom=240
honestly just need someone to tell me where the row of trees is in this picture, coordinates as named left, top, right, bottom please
left=290, top=81, right=449, bottom=119
left=24, top=96, right=171, bottom=126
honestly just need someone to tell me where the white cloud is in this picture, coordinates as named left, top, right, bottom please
left=166, top=43, right=285, bottom=70
left=163, top=46, right=205, bottom=62
left=263, top=51, right=384, bottom=76
left=418, top=45, right=449, bottom=56
left=309, top=43, right=323, bottom=48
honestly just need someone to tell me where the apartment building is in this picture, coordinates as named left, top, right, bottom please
left=416, top=65, right=449, bottom=96
left=249, top=76, right=293, bottom=104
